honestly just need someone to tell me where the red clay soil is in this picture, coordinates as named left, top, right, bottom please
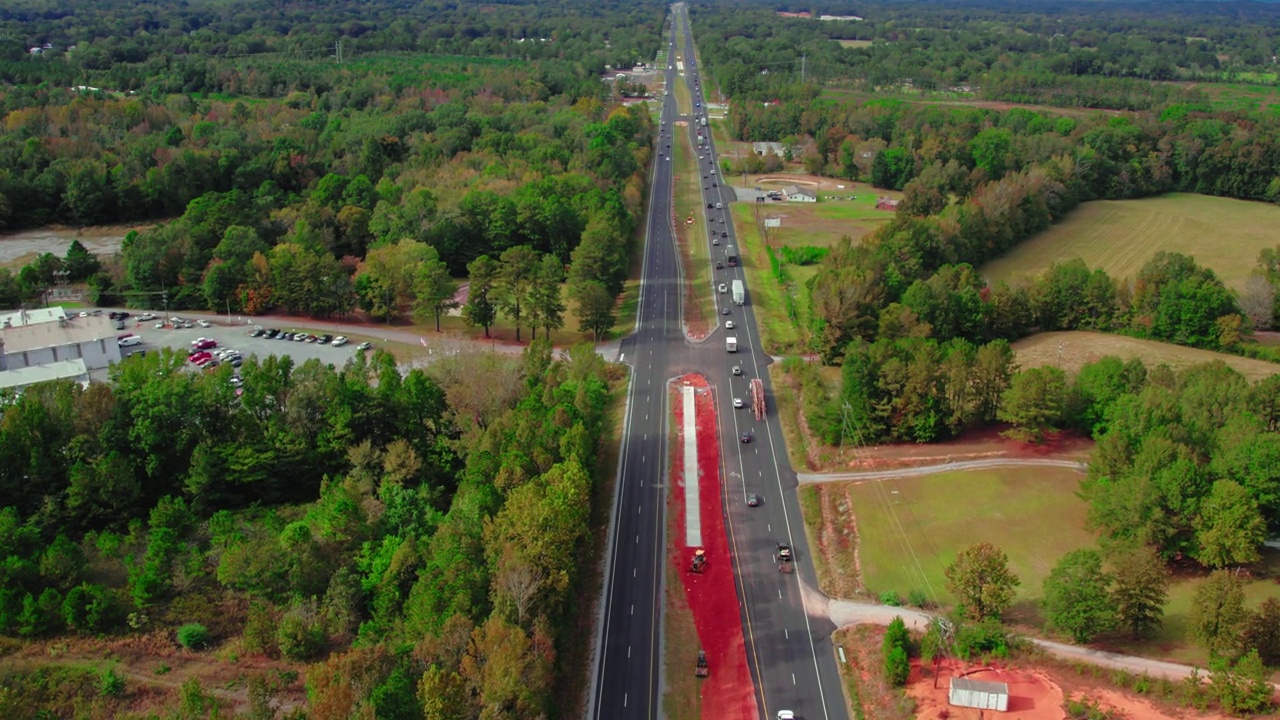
left=836, top=426, right=1094, bottom=472
left=909, top=657, right=1235, bottom=720
left=669, top=374, right=758, bottom=720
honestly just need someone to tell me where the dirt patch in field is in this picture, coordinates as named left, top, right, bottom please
left=0, top=222, right=157, bottom=266
left=911, top=657, right=1235, bottom=720
left=839, top=426, right=1093, bottom=472
left=1, top=631, right=307, bottom=715
left=669, top=374, right=758, bottom=720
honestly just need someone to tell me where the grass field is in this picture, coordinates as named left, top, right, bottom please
left=744, top=177, right=897, bottom=248
left=982, top=193, right=1280, bottom=290
left=731, top=204, right=806, bottom=353
left=672, top=123, right=714, bottom=335
left=843, top=468, right=1095, bottom=611
left=812, top=468, right=1280, bottom=667
left=834, top=39, right=873, bottom=48
left=1012, top=331, right=1280, bottom=381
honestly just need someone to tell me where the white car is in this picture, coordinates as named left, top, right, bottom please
left=777, top=712, right=795, bottom=720
left=718, top=283, right=727, bottom=294
left=726, top=320, right=735, bottom=329
left=197, top=319, right=211, bottom=328
left=332, top=336, right=349, bottom=347
left=733, top=398, right=744, bottom=409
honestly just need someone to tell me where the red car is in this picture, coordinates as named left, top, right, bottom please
left=194, top=338, right=217, bottom=350
left=189, top=351, right=212, bottom=365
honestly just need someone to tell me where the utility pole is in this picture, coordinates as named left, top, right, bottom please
left=801, top=53, right=806, bottom=83
left=334, top=40, right=343, bottom=64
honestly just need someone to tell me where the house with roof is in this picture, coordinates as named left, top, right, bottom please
left=783, top=186, right=816, bottom=203
left=0, top=312, right=121, bottom=372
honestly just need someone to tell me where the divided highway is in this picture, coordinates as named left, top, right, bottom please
left=590, top=5, right=849, bottom=720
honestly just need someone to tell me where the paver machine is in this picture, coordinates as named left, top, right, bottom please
left=695, top=650, right=709, bottom=678
left=689, top=548, right=707, bottom=574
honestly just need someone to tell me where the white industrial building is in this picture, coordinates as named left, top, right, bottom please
left=782, top=185, right=817, bottom=202
left=0, top=309, right=121, bottom=384
left=949, top=676, right=1010, bottom=711
left=0, top=359, right=90, bottom=392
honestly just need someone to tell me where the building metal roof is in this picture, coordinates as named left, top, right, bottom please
left=0, top=359, right=89, bottom=390
left=0, top=306, right=68, bottom=327
left=1, top=314, right=116, bottom=353
left=950, top=677, right=1009, bottom=695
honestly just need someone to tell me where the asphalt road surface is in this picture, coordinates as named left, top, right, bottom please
left=590, top=5, right=849, bottom=720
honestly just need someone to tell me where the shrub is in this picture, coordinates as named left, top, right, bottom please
left=907, top=589, right=930, bottom=608
left=177, top=623, right=210, bottom=650
left=879, top=590, right=901, bottom=606
left=100, top=669, right=125, bottom=698
left=276, top=600, right=326, bottom=660
left=884, top=645, right=910, bottom=686
left=953, top=618, right=1009, bottom=660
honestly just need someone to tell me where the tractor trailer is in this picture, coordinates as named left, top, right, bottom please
left=731, top=279, right=744, bottom=305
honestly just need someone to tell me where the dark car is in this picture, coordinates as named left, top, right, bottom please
left=721, top=307, right=730, bottom=315
left=264, top=328, right=279, bottom=338
left=716, top=261, right=724, bottom=269
left=319, top=334, right=333, bottom=344
left=740, top=432, right=751, bottom=444
left=747, top=494, right=761, bottom=507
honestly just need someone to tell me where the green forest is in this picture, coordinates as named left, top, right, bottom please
left=0, top=342, right=621, bottom=719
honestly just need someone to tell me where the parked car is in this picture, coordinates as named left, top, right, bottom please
left=197, top=319, right=211, bottom=328
left=249, top=328, right=263, bottom=337
left=355, top=341, right=372, bottom=351
left=264, top=328, right=279, bottom=338
left=318, top=334, right=333, bottom=344
left=332, top=336, right=349, bottom=347
left=194, top=339, right=217, bottom=350
left=189, top=351, right=212, bottom=365
left=139, top=313, right=156, bottom=321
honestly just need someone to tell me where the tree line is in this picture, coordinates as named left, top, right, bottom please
left=691, top=0, right=1280, bottom=111
left=0, top=341, right=618, bottom=718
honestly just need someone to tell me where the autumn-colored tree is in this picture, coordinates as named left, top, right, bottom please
left=944, top=542, right=1020, bottom=621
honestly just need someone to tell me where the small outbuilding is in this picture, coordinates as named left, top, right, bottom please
left=876, top=196, right=900, bottom=211
left=948, top=677, right=1009, bottom=711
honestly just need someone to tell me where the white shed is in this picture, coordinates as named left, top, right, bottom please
left=948, top=677, right=1009, bottom=711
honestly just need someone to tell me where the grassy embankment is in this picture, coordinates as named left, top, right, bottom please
left=983, top=193, right=1280, bottom=291
left=672, top=122, right=715, bottom=336
left=804, top=468, right=1280, bottom=669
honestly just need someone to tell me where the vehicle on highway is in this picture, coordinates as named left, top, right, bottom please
left=726, top=336, right=737, bottom=352
left=713, top=238, right=719, bottom=246
left=747, top=494, right=761, bottom=507
left=775, top=543, right=794, bottom=572
left=733, top=398, right=743, bottom=409
left=777, top=712, right=795, bottom=720
left=732, top=365, right=742, bottom=376
left=716, top=261, right=724, bottom=269
left=718, top=283, right=727, bottom=294
left=726, top=320, right=735, bottom=329
left=740, top=432, right=751, bottom=443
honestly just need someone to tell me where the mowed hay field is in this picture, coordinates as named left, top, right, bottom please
left=982, top=193, right=1280, bottom=290
left=843, top=467, right=1093, bottom=612
left=1013, top=331, right=1280, bottom=381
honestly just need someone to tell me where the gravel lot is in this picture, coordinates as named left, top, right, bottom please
left=119, top=319, right=369, bottom=368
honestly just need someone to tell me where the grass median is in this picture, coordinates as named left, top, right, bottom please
left=730, top=203, right=805, bottom=353
left=673, top=123, right=714, bottom=337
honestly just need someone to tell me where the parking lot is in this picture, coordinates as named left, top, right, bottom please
left=119, top=318, right=369, bottom=368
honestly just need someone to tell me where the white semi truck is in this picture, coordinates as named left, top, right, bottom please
left=731, top=279, right=744, bottom=305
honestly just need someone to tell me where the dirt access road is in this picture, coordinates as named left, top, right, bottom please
left=796, top=457, right=1087, bottom=484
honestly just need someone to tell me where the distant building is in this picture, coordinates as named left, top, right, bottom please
left=948, top=677, right=1009, bottom=711
left=0, top=313, right=121, bottom=372
left=753, top=142, right=787, bottom=158
left=0, top=359, right=90, bottom=393
left=782, top=186, right=816, bottom=203
left=876, top=196, right=900, bottom=211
